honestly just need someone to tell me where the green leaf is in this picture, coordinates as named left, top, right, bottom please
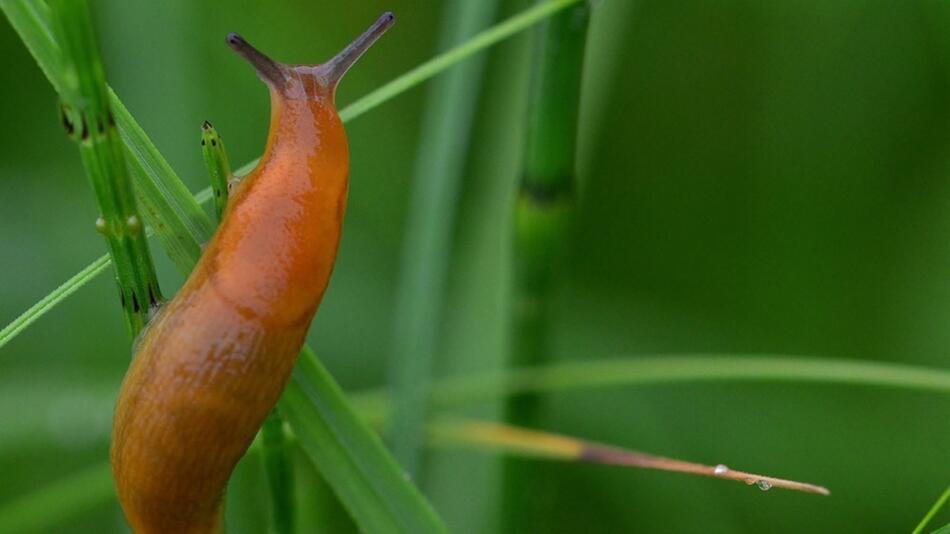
left=280, top=348, right=446, bottom=533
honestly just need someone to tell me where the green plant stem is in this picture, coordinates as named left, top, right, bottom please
left=913, top=486, right=950, bottom=534
left=1, top=0, right=215, bottom=276
left=0, top=0, right=587, bottom=352
left=49, top=0, right=162, bottom=336
left=262, top=412, right=295, bottom=534
left=502, top=2, right=590, bottom=531
left=200, top=121, right=233, bottom=221
left=388, top=0, right=500, bottom=477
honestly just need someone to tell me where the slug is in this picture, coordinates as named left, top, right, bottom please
left=110, top=13, right=395, bottom=534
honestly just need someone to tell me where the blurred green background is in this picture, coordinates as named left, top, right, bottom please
left=2, top=0, right=949, bottom=532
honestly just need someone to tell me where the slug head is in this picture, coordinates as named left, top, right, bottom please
left=227, top=12, right=395, bottom=101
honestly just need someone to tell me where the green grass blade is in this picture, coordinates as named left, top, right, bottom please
left=0, top=463, right=113, bottom=534
left=351, top=355, right=950, bottom=418
left=110, top=92, right=212, bottom=270
left=0, top=0, right=587, bottom=351
left=432, top=355, right=950, bottom=406
left=281, top=348, right=446, bottom=533
left=0, top=255, right=109, bottom=351
left=389, top=0, right=500, bottom=477
left=261, top=412, right=295, bottom=534
left=913, top=486, right=950, bottom=534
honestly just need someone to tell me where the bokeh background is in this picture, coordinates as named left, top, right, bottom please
left=2, top=0, right=950, bottom=532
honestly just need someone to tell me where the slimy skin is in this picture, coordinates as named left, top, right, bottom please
left=110, top=14, right=394, bottom=533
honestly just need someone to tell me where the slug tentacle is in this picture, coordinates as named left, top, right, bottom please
left=112, top=13, right=394, bottom=534
left=225, top=33, right=288, bottom=91
left=314, top=12, right=396, bottom=94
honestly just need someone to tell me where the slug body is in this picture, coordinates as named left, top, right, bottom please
left=111, top=14, right=394, bottom=534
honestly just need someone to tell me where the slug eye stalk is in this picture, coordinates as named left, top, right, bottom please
left=227, top=12, right=396, bottom=95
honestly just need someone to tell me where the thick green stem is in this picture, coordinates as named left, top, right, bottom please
left=502, top=2, right=590, bottom=531
left=49, top=0, right=161, bottom=337
left=388, top=0, right=500, bottom=476
left=200, top=121, right=233, bottom=221
left=262, top=412, right=295, bottom=534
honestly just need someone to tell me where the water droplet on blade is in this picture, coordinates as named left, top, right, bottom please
left=755, top=480, right=772, bottom=491
left=714, top=464, right=729, bottom=475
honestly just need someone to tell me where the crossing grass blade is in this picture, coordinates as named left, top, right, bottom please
left=912, top=486, right=950, bottom=534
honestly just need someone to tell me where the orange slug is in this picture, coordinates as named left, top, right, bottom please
left=110, top=13, right=395, bottom=533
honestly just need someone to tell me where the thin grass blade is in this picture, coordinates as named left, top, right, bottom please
left=913, top=486, right=950, bottom=534
left=388, top=0, right=500, bottom=477
left=431, top=418, right=829, bottom=495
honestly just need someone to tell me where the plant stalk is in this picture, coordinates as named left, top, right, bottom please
left=502, top=2, right=590, bottom=531
left=49, top=0, right=162, bottom=337
left=200, top=121, right=233, bottom=221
